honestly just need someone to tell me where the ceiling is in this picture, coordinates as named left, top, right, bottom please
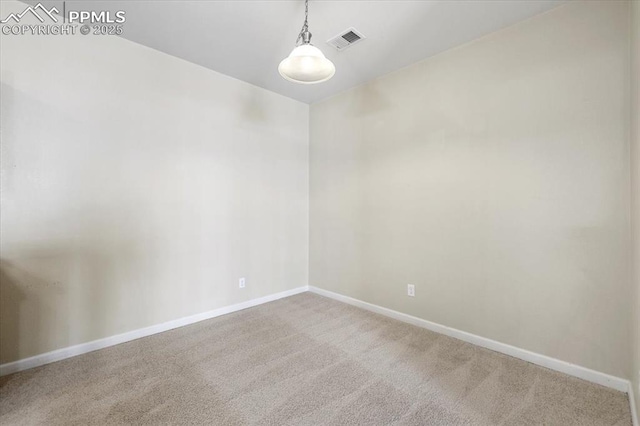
left=27, top=0, right=564, bottom=104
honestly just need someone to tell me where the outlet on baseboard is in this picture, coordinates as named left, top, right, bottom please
left=407, top=284, right=415, bottom=297
left=239, top=277, right=246, bottom=289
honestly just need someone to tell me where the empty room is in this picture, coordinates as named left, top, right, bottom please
left=0, top=0, right=639, bottom=424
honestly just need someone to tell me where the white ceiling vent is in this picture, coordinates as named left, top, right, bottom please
left=326, top=27, right=365, bottom=51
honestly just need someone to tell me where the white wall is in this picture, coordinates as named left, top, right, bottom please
left=631, top=0, right=640, bottom=418
left=310, top=1, right=631, bottom=378
left=0, top=1, right=309, bottom=364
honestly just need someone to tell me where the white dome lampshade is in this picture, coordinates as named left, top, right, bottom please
left=279, top=0, right=335, bottom=85
left=279, top=44, right=335, bottom=84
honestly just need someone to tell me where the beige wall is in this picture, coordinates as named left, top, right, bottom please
left=310, top=1, right=631, bottom=378
left=631, top=0, right=640, bottom=418
left=0, top=1, right=309, bottom=364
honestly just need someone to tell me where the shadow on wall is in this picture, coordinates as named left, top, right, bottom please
left=0, top=242, right=132, bottom=365
left=0, top=263, right=27, bottom=364
left=0, top=257, right=66, bottom=365
left=239, top=86, right=270, bottom=127
left=349, top=84, right=392, bottom=118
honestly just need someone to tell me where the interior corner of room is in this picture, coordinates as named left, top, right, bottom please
left=0, top=0, right=639, bottom=424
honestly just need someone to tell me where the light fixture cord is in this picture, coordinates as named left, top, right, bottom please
left=295, top=0, right=310, bottom=45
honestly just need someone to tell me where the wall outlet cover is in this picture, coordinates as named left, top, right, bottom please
left=407, top=284, right=415, bottom=297
left=239, top=277, right=246, bottom=289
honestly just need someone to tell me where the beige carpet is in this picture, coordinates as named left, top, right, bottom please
left=0, top=292, right=633, bottom=425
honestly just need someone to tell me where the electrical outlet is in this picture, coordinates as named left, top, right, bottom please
left=407, top=284, right=415, bottom=297
left=239, top=277, right=246, bottom=289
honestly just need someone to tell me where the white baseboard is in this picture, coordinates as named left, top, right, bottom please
left=2, top=284, right=636, bottom=424
left=630, top=382, right=639, bottom=426
left=308, top=286, right=631, bottom=394
left=0, top=286, right=309, bottom=377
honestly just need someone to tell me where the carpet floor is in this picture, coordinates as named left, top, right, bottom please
left=0, top=292, right=633, bottom=425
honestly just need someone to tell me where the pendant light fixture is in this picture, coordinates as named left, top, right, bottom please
left=278, top=0, right=335, bottom=84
